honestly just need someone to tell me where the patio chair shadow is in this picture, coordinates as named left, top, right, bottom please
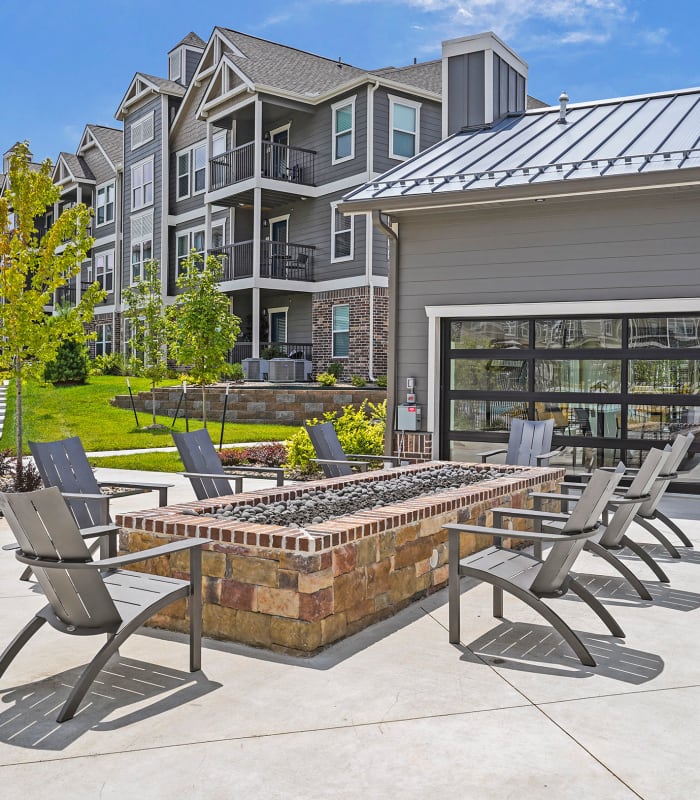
left=0, top=656, right=221, bottom=751
left=615, top=541, right=700, bottom=566
left=566, top=572, right=700, bottom=612
left=463, top=620, right=664, bottom=682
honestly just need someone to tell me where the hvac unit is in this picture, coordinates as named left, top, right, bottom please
left=268, top=358, right=296, bottom=382
left=242, top=358, right=269, bottom=381
left=293, top=359, right=313, bottom=382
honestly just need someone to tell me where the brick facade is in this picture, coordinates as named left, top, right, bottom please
left=312, top=286, right=388, bottom=380
left=85, top=311, right=122, bottom=359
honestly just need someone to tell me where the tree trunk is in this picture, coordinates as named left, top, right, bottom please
left=201, top=383, right=207, bottom=427
left=14, top=361, right=22, bottom=474
left=151, top=384, right=157, bottom=427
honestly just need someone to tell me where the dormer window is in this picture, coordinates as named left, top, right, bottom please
left=169, top=49, right=182, bottom=82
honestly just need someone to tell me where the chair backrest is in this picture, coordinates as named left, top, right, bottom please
left=172, top=429, right=235, bottom=501
left=530, top=464, right=625, bottom=595
left=600, top=447, right=669, bottom=545
left=29, top=436, right=107, bottom=528
left=638, top=432, right=694, bottom=516
left=306, top=422, right=353, bottom=478
left=0, top=488, right=121, bottom=632
left=573, top=407, right=592, bottom=435
left=506, top=418, right=555, bottom=466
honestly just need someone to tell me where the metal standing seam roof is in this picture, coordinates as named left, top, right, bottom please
left=343, top=87, right=700, bottom=205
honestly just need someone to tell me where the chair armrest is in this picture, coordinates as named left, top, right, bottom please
left=3, top=524, right=118, bottom=552
left=535, top=447, right=566, bottom=464
left=491, top=506, right=571, bottom=523
left=529, top=491, right=580, bottom=506
left=477, top=448, right=507, bottom=463
left=223, top=465, right=284, bottom=486
left=345, top=453, right=408, bottom=466
left=97, top=479, right=172, bottom=507
left=310, top=458, right=369, bottom=472
left=444, top=522, right=594, bottom=543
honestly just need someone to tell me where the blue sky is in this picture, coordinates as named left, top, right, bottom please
left=3, top=0, right=699, bottom=163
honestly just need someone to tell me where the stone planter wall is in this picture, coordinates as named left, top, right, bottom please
left=116, top=462, right=563, bottom=656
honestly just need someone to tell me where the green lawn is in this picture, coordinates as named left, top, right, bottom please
left=0, top=376, right=296, bottom=456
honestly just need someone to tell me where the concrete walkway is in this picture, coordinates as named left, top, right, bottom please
left=0, top=480, right=699, bottom=798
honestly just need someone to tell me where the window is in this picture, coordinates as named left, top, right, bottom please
left=95, top=323, right=112, bottom=357
left=169, top=50, right=182, bottom=82
left=268, top=307, right=288, bottom=343
left=211, top=222, right=225, bottom=250
left=389, top=96, right=420, bottom=160
left=332, top=305, right=350, bottom=358
left=176, top=228, right=205, bottom=274
left=96, top=181, right=115, bottom=226
left=131, top=158, right=153, bottom=210
left=176, top=142, right=206, bottom=199
left=332, top=96, right=355, bottom=163
left=212, top=131, right=227, bottom=157
left=131, top=111, right=154, bottom=150
left=94, top=251, right=114, bottom=293
left=331, top=204, right=353, bottom=261
left=131, top=240, right=152, bottom=284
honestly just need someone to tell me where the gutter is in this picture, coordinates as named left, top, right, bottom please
left=365, top=80, right=380, bottom=382
left=372, top=209, right=398, bottom=457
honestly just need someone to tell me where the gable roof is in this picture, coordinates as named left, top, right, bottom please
left=370, top=61, right=442, bottom=95
left=85, top=125, right=123, bottom=169
left=54, top=152, right=95, bottom=183
left=116, top=72, right=186, bottom=119
left=170, top=31, right=205, bottom=52
left=343, top=86, right=700, bottom=210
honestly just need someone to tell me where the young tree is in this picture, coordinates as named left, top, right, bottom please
left=123, top=258, right=169, bottom=428
left=0, top=142, right=103, bottom=472
left=166, top=251, right=241, bottom=426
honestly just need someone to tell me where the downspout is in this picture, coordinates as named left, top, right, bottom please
left=365, top=80, right=380, bottom=381
left=372, top=209, right=398, bottom=457
left=114, top=162, right=123, bottom=354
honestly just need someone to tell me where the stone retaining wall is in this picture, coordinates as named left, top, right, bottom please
left=111, top=384, right=387, bottom=426
left=116, top=462, right=563, bottom=656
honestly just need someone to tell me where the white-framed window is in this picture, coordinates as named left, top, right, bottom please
left=131, top=111, right=155, bottom=150
left=95, top=181, right=115, bottom=226
left=176, top=142, right=206, bottom=199
left=94, top=251, right=114, bottom=293
left=131, top=240, right=152, bottom=284
left=268, top=306, right=288, bottom=343
left=331, top=203, right=353, bottom=262
left=95, top=323, right=113, bottom=357
left=169, top=50, right=182, bottom=82
left=131, top=157, right=154, bottom=210
left=332, top=304, right=350, bottom=358
left=389, top=96, right=421, bottom=160
left=176, top=228, right=205, bottom=275
left=331, top=96, right=355, bottom=164
left=211, top=221, right=225, bottom=250
left=212, top=131, right=227, bottom=157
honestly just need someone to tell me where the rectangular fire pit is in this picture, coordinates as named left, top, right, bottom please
left=116, top=461, right=563, bottom=655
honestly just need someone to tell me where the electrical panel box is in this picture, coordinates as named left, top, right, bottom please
left=397, top=404, right=422, bottom=431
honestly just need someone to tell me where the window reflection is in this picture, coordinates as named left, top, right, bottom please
left=535, top=318, right=621, bottom=349
left=451, top=359, right=528, bottom=391
left=629, top=317, right=700, bottom=348
left=535, top=360, right=621, bottom=392
left=450, top=400, right=527, bottom=432
left=629, top=360, right=700, bottom=394
left=450, top=319, right=528, bottom=349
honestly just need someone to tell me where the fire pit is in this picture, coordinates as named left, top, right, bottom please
left=116, top=461, right=563, bottom=655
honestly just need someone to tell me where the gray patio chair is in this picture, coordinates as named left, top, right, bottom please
left=0, top=487, right=203, bottom=723
left=529, top=447, right=671, bottom=600
left=306, top=421, right=408, bottom=479
left=444, top=464, right=625, bottom=667
left=173, top=428, right=284, bottom=501
left=478, top=418, right=563, bottom=467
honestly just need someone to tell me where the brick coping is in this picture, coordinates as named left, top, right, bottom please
left=115, top=461, right=565, bottom=554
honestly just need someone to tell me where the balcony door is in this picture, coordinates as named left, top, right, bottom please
left=268, top=215, right=289, bottom=278
left=265, top=125, right=289, bottom=179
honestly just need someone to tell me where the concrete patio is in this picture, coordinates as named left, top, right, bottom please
left=0, top=469, right=698, bottom=799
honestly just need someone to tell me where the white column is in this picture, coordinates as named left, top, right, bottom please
left=252, top=287, right=260, bottom=358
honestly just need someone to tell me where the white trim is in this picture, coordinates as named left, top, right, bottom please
left=168, top=209, right=206, bottom=225
left=267, top=306, right=289, bottom=343
left=423, top=296, right=700, bottom=455
left=95, top=179, right=116, bottom=228
left=130, top=155, right=154, bottom=211
left=330, top=201, right=354, bottom=262
left=169, top=49, right=182, bottom=82
left=332, top=303, right=350, bottom=359
left=176, top=139, right=207, bottom=200
left=388, top=94, right=421, bottom=161
left=331, top=95, right=356, bottom=165
left=130, top=110, right=155, bottom=150
left=268, top=122, right=291, bottom=141
left=92, top=233, right=118, bottom=249
left=176, top=224, right=206, bottom=274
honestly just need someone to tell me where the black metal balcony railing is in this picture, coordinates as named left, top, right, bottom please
left=229, top=341, right=313, bottom=364
left=209, top=141, right=316, bottom=191
left=54, top=286, right=76, bottom=307
left=210, top=240, right=315, bottom=282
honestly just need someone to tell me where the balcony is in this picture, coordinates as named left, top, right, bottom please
left=210, top=241, right=315, bottom=282
left=229, top=341, right=313, bottom=364
left=209, top=141, right=316, bottom=191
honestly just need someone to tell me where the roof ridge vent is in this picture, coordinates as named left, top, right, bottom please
left=559, top=91, right=569, bottom=124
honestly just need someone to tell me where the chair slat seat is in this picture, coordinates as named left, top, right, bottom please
left=461, top=547, right=541, bottom=590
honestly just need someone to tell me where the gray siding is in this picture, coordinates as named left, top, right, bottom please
left=121, top=96, right=164, bottom=295
left=185, top=49, right=202, bottom=86
left=373, top=89, right=441, bottom=175
left=395, top=192, right=700, bottom=409
left=170, top=81, right=209, bottom=215
left=447, top=51, right=485, bottom=133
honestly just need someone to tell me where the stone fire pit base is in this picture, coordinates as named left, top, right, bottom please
left=116, top=462, right=563, bottom=656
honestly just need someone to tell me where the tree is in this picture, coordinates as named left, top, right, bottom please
left=123, top=258, right=169, bottom=428
left=166, top=251, right=241, bottom=426
left=0, top=142, right=103, bottom=472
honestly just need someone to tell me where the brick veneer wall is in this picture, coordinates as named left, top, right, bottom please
left=312, top=286, right=388, bottom=380
left=116, top=462, right=563, bottom=656
left=85, top=311, right=121, bottom=359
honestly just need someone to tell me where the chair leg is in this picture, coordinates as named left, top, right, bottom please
left=19, top=565, right=33, bottom=582
left=584, top=540, right=653, bottom=600
left=634, top=516, right=681, bottom=559
left=57, top=633, right=122, bottom=722
left=567, top=577, right=625, bottom=638
left=621, top=536, right=671, bottom=583
left=189, top=547, right=202, bottom=672
left=653, top=510, right=694, bottom=548
left=0, top=616, right=45, bottom=678
left=448, top=531, right=461, bottom=644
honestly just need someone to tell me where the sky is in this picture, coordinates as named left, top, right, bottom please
left=2, top=0, right=699, bottom=163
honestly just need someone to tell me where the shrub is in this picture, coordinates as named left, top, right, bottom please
left=316, top=372, right=336, bottom=386
left=218, top=443, right=287, bottom=467
left=327, top=361, right=343, bottom=379
left=350, top=375, right=366, bottom=387
left=44, top=340, right=90, bottom=384
left=260, top=344, right=286, bottom=360
left=0, top=449, right=42, bottom=493
left=221, top=362, right=245, bottom=382
left=91, top=352, right=127, bottom=376
left=284, top=399, right=387, bottom=474
left=375, top=375, right=387, bottom=388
